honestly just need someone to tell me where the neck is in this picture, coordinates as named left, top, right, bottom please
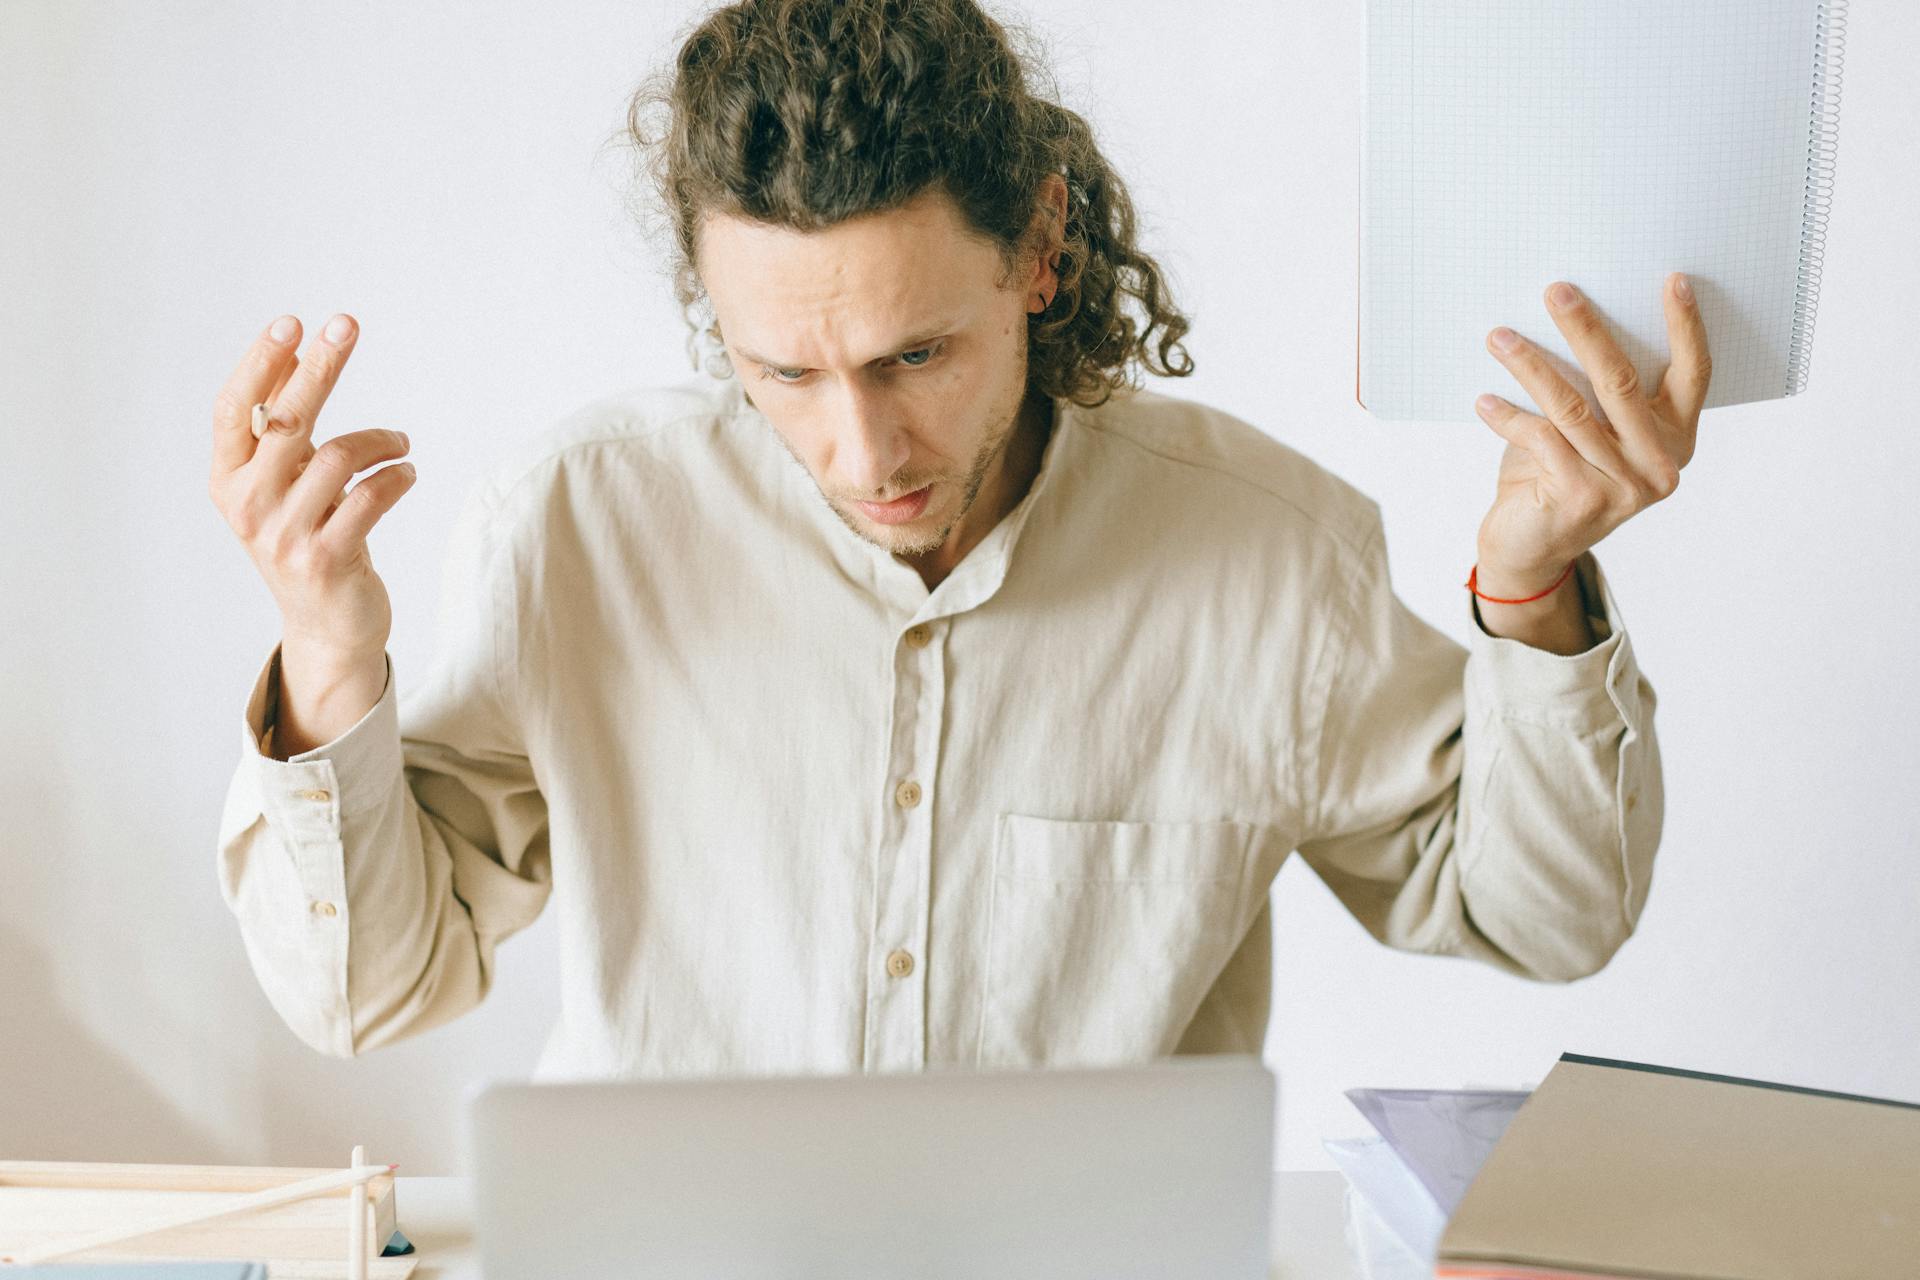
left=901, top=386, right=1054, bottom=591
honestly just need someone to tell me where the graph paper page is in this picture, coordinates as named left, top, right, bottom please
left=1360, top=0, right=1819, bottom=423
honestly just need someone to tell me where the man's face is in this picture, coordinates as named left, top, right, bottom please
left=696, top=187, right=1036, bottom=558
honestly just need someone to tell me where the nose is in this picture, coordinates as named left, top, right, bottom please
left=831, top=383, right=912, bottom=498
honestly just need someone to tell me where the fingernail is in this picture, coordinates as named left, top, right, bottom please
left=1476, top=393, right=1502, bottom=415
left=1674, top=273, right=1693, bottom=302
left=1490, top=327, right=1521, bottom=352
left=324, top=314, right=353, bottom=342
left=399, top=432, right=410, bottom=449
left=270, top=315, right=297, bottom=342
left=1549, top=283, right=1578, bottom=308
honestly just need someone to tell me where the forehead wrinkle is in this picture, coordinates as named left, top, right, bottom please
left=733, top=257, right=975, bottom=370
left=704, top=192, right=1000, bottom=372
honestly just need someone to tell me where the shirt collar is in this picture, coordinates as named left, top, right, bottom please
left=729, top=378, right=1077, bottom=625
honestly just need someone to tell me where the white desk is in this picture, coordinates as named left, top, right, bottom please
left=388, top=1172, right=1360, bottom=1279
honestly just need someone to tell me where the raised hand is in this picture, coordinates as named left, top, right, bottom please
left=209, top=314, right=416, bottom=749
left=1471, top=274, right=1710, bottom=596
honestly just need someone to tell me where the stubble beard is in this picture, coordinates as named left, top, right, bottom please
left=817, top=404, right=1016, bottom=558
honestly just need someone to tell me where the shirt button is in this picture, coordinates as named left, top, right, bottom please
left=904, top=624, right=933, bottom=649
left=894, top=779, right=923, bottom=809
left=297, top=788, right=332, bottom=803
left=886, top=949, right=915, bottom=978
left=311, top=900, right=338, bottom=918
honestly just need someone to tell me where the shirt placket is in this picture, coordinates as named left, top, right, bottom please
left=863, top=614, right=948, bottom=1071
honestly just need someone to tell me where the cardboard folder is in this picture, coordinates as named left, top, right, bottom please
left=1436, top=1053, right=1920, bottom=1280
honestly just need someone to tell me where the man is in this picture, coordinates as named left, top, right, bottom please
left=210, top=0, right=1702, bottom=1074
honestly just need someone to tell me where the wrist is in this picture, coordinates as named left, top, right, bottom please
left=279, top=635, right=387, bottom=679
left=1469, top=553, right=1578, bottom=603
left=1468, top=553, right=1596, bottom=655
left=272, top=640, right=389, bottom=755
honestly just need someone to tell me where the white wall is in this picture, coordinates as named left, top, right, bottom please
left=4, top=0, right=1914, bottom=1175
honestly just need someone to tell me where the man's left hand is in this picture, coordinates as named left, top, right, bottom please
left=1471, top=273, right=1711, bottom=593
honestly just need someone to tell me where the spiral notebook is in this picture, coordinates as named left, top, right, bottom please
left=1356, top=0, right=1848, bottom=423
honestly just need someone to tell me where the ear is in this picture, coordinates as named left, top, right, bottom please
left=1027, top=172, right=1069, bottom=314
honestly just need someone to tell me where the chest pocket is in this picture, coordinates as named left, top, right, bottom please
left=975, top=813, right=1258, bottom=1069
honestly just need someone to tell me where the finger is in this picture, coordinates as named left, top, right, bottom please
left=1540, top=281, right=1669, bottom=484
left=252, top=313, right=360, bottom=486
left=211, top=315, right=301, bottom=480
left=284, top=427, right=412, bottom=533
left=315, top=461, right=419, bottom=560
left=1474, top=394, right=1584, bottom=481
left=265, top=352, right=300, bottom=411
left=1655, top=271, right=1712, bottom=426
left=1486, top=325, right=1634, bottom=488
left=251, top=355, right=304, bottom=456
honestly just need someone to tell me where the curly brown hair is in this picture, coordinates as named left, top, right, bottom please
left=611, top=0, right=1195, bottom=407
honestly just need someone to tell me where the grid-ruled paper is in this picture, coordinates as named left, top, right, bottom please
left=1360, top=0, right=1825, bottom=423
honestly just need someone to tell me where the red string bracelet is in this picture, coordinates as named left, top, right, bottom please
left=1465, top=558, right=1575, bottom=604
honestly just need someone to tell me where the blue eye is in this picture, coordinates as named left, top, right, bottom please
left=896, top=343, right=940, bottom=368
left=755, top=339, right=943, bottom=384
left=760, top=364, right=808, bottom=384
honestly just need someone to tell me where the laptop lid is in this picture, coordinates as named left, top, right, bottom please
left=467, top=1054, right=1276, bottom=1279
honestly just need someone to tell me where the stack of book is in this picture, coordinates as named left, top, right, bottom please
left=1436, top=1053, right=1920, bottom=1280
left=1332, top=1053, right=1920, bottom=1280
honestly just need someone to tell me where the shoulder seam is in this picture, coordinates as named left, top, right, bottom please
left=487, top=403, right=737, bottom=511
left=1072, top=414, right=1374, bottom=557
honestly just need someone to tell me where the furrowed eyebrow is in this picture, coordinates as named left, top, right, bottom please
left=734, top=322, right=957, bottom=372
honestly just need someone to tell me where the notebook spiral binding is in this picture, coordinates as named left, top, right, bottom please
left=1786, top=0, right=1847, bottom=397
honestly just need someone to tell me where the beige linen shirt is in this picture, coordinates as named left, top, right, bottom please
left=216, top=374, right=1663, bottom=1076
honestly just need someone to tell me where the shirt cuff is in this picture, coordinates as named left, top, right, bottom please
left=239, top=641, right=403, bottom=826
left=1464, top=551, right=1646, bottom=736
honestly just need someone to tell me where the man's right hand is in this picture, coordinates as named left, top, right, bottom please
left=210, top=313, right=417, bottom=753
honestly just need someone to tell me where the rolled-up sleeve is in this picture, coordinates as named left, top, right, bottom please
left=1292, top=510, right=1662, bottom=983
left=214, top=476, right=552, bottom=1056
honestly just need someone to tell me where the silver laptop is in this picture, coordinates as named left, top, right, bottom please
left=466, top=1054, right=1276, bottom=1279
